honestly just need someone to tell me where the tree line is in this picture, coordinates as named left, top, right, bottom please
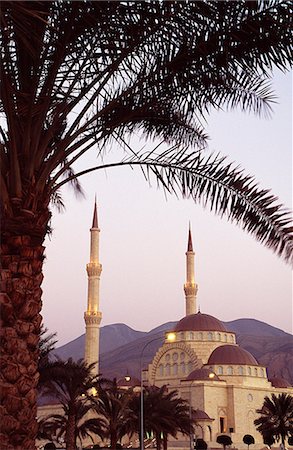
left=38, top=357, right=293, bottom=450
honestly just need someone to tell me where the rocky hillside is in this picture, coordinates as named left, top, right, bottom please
left=54, top=318, right=293, bottom=384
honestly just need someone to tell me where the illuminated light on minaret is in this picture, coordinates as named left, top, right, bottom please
left=84, top=199, right=102, bottom=374
left=184, top=223, right=198, bottom=316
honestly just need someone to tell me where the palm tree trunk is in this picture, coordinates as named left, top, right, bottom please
left=155, top=432, right=162, bottom=450
left=66, top=413, right=77, bottom=450
left=163, top=433, right=168, bottom=450
left=110, top=428, right=118, bottom=448
left=0, top=211, right=49, bottom=449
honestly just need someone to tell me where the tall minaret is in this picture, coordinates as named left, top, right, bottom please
left=84, top=200, right=102, bottom=375
left=184, top=224, right=198, bottom=316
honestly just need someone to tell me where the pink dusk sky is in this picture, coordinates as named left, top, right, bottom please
left=42, top=69, right=292, bottom=347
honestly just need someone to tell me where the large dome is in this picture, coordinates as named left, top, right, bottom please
left=208, top=345, right=258, bottom=365
left=174, top=312, right=228, bottom=332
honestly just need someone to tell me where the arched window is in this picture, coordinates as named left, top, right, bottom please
left=187, top=361, right=193, bottom=373
left=227, top=366, right=233, bottom=375
left=224, top=334, right=227, bottom=342
left=208, top=332, right=213, bottom=341
left=238, top=366, right=244, bottom=375
left=165, top=353, right=170, bottom=362
left=165, top=364, right=170, bottom=376
left=261, top=368, right=265, bottom=377
left=180, top=362, right=186, bottom=374
left=230, top=335, right=234, bottom=342
left=172, top=352, right=178, bottom=362
left=189, top=332, right=194, bottom=340
left=173, top=364, right=178, bottom=375
left=180, top=332, right=185, bottom=340
left=248, top=367, right=252, bottom=376
left=199, top=332, right=203, bottom=340
left=217, top=333, right=221, bottom=341
left=218, top=366, right=223, bottom=375
left=159, top=364, right=164, bottom=376
left=180, top=352, right=185, bottom=361
left=254, top=368, right=258, bottom=377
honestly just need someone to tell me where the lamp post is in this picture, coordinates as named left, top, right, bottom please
left=140, top=332, right=176, bottom=450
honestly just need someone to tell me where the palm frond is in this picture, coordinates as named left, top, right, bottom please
left=53, top=146, right=293, bottom=264
left=1, top=0, right=292, bottom=260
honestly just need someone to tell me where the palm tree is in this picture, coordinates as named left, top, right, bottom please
left=38, top=326, right=58, bottom=370
left=95, top=378, right=137, bottom=448
left=254, top=393, right=293, bottom=447
left=39, top=358, right=106, bottom=450
left=38, top=400, right=105, bottom=448
left=130, top=385, right=193, bottom=450
left=0, top=2, right=292, bottom=448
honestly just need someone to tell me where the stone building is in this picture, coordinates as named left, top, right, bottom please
left=145, top=227, right=293, bottom=449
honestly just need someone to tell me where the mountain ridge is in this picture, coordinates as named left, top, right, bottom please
left=53, top=318, right=293, bottom=384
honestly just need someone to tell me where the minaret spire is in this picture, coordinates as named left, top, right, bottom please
left=84, top=199, right=102, bottom=374
left=92, top=196, right=98, bottom=228
left=184, top=223, right=198, bottom=316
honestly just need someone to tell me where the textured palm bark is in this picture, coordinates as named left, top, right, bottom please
left=65, top=412, right=77, bottom=450
left=0, top=224, right=47, bottom=448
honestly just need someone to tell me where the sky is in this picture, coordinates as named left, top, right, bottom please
left=42, top=70, right=292, bottom=346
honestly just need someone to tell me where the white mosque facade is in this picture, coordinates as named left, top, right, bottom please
left=38, top=203, right=293, bottom=449
left=144, top=228, right=293, bottom=448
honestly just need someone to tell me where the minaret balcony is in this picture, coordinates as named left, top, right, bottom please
left=84, top=311, right=102, bottom=325
left=184, top=284, right=198, bottom=296
left=86, top=263, right=102, bottom=277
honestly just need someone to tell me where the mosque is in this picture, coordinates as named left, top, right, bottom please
left=83, top=201, right=293, bottom=449
left=39, top=201, right=292, bottom=449
left=143, top=227, right=293, bottom=447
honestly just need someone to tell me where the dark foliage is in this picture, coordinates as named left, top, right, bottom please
left=243, top=434, right=255, bottom=448
left=1, top=1, right=293, bottom=261
left=217, top=434, right=233, bottom=449
left=254, top=394, right=293, bottom=446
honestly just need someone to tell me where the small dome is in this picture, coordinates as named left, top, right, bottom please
left=174, top=312, right=228, bottom=332
left=208, top=345, right=258, bottom=366
left=192, top=409, right=212, bottom=420
left=186, top=368, right=220, bottom=382
left=269, top=377, right=291, bottom=388
left=117, top=376, right=140, bottom=388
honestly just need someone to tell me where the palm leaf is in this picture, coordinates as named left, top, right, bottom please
left=52, top=145, right=293, bottom=264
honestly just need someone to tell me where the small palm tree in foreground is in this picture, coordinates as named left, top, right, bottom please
left=131, top=385, right=193, bottom=450
left=95, top=378, right=137, bottom=449
left=39, top=358, right=105, bottom=450
left=254, top=393, right=293, bottom=447
left=38, top=400, right=105, bottom=448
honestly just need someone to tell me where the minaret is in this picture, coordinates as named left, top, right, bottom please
left=184, top=224, right=198, bottom=315
left=84, top=200, right=102, bottom=375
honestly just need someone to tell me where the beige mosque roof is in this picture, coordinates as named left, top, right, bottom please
left=208, top=344, right=258, bottom=365
left=174, top=312, right=228, bottom=332
left=192, top=409, right=213, bottom=421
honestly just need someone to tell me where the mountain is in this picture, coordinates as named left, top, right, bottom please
left=53, top=323, right=146, bottom=361
left=54, top=318, right=293, bottom=384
